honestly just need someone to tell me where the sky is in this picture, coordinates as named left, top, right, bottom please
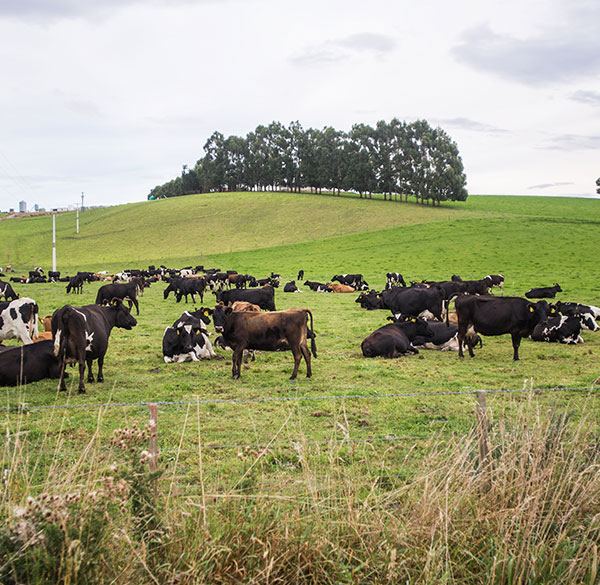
left=0, top=0, right=599, bottom=211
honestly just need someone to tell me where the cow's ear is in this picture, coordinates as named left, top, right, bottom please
left=386, top=316, right=393, bottom=322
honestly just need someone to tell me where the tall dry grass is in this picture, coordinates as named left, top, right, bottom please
left=1, top=395, right=599, bottom=584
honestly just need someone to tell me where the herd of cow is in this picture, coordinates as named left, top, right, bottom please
left=0, top=265, right=598, bottom=391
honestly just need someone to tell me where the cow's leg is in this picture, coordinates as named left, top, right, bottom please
left=511, top=333, right=521, bottom=361
left=78, top=358, right=86, bottom=393
left=289, top=346, right=302, bottom=380
left=232, top=348, right=244, bottom=379
left=133, top=299, right=139, bottom=315
left=58, top=360, right=68, bottom=392
left=97, top=356, right=104, bottom=382
left=300, top=343, right=312, bottom=377
left=86, top=357, right=95, bottom=383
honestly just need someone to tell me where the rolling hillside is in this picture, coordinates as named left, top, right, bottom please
left=1, top=193, right=599, bottom=302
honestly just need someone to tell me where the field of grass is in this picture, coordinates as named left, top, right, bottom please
left=1, top=193, right=599, bottom=583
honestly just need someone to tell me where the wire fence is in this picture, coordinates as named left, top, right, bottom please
left=3, top=384, right=597, bottom=501
left=1, top=384, right=595, bottom=413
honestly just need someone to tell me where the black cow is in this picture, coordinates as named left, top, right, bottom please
left=385, top=272, right=407, bottom=289
left=96, top=282, right=140, bottom=314
left=456, top=295, right=548, bottom=360
left=297, top=270, right=304, bottom=280
left=361, top=317, right=434, bottom=358
left=525, top=283, right=562, bottom=299
left=48, top=271, right=61, bottom=282
left=355, top=290, right=384, bottom=310
left=331, top=274, right=368, bottom=290
left=0, top=280, right=19, bottom=301
left=52, top=299, right=137, bottom=393
left=0, top=340, right=62, bottom=386
left=304, top=280, right=333, bottom=293
left=66, top=274, right=85, bottom=294
left=214, top=286, right=276, bottom=311
left=215, top=307, right=317, bottom=379
left=284, top=281, right=301, bottom=293
left=174, top=278, right=206, bottom=304
left=380, top=286, right=445, bottom=321
left=530, top=314, right=592, bottom=344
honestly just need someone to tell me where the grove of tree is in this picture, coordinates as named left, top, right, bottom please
left=148, top=118, right=469, bottom=205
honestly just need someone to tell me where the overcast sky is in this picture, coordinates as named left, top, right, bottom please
left=1, top=0, right=599, bottom=210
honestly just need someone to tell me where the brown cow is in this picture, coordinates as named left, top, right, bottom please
left=213, top=306, right=317, bottom=379
left=230, top=301, right=261, bottom=312
left=327, top=282, right=355, bottom=293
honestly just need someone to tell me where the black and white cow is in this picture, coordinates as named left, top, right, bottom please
left=0, top=280, right=19, bottom=301
left=52, top=299, right=137, bottom=393
left=0, top=297, right=39, bottom=344
left=304, top=280, right=333, bottom=293
left=398, top=320, right=482, bottom=352
left=530, top=313, right=597, bottom=344
left=554, top=302, right=600, bottom=327
left=483, top=274, right=504, bottom=295
left=0, top=340, right=62, bottom=386
left=525, top=283, right=562, bottom=299
left=385, top=272, right=407, bottom=289
left=163, top=309, right=217, bottom=362
left=331, top=274, right=369, bottom=290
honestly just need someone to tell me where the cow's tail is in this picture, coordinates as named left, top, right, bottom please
left=446, top=292, right=461, bottom=326
left=307, top=310, right=317, bottom=358
left=53, top=305, right=74, bottom=358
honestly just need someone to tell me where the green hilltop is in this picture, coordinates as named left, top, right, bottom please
left=1, top=193, right=599, bottom=301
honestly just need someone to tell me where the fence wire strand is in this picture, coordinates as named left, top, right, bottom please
left=1, top=385, right=595, bottom=413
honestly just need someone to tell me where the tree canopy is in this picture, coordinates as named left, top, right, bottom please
left=148, top=118, right=468, bottom=205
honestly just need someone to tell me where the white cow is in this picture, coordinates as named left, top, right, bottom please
left=0, top=297, right=39, bottom=344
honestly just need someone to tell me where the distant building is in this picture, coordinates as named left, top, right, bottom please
left=34, top=204, right=39, bottom=212
left=19, top=201, right=27, bottom=213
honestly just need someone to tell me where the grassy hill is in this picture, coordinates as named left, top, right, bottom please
left=2, top=192, right=599, bottom=300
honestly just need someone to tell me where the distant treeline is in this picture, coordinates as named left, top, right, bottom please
left=148, top=118, right=468, bottom=205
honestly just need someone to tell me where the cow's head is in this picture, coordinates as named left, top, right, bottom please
left=212, top=303, right=233, bottom=333
left=111, top=298, right=137, bottom=329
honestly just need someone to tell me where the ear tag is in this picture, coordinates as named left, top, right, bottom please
left=412, top=318, right=417, bottom=322
left=529, top=306, right=534, bottom=312
left=204, top=310, right=209, bottom=316
left=177, top=330, right=180, bottom=335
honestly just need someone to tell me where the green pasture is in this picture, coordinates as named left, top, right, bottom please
left=1, top=193, right=599, bottom=490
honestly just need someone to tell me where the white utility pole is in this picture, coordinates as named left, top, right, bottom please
left=52, top=214, right=57, bottom=272
left=76, top=207, right=79, bottom=234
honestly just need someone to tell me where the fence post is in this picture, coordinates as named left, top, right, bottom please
left=475, top=391, right=491, bottom=492
left=148, top=403, right=158, bottom=473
